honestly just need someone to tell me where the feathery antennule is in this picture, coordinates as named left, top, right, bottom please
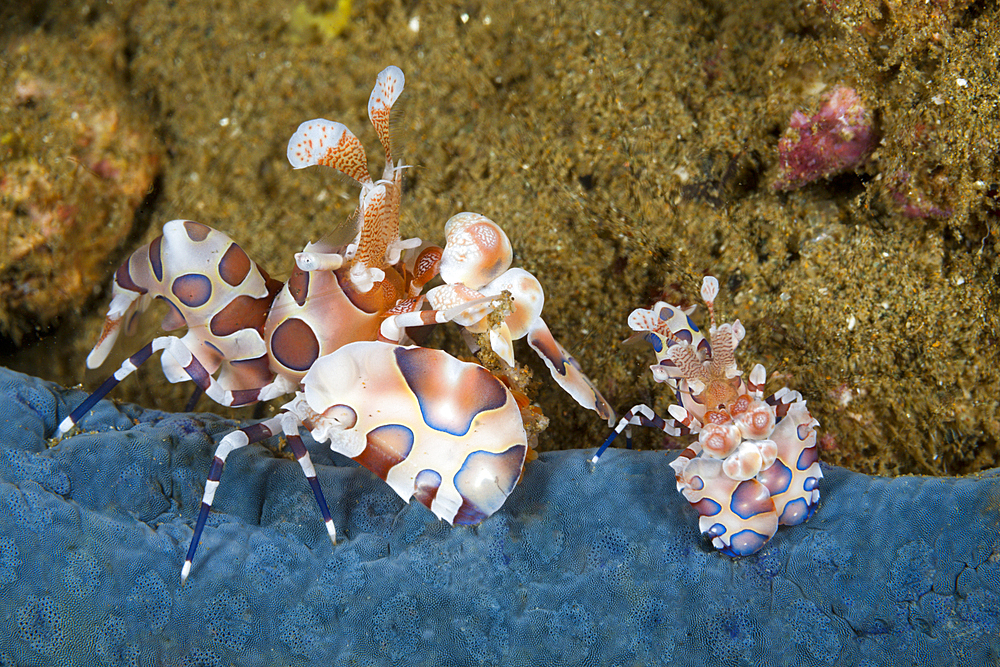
left=368, top=65, right=405, bottom=172
left=287, top=119, right=372, bottom=186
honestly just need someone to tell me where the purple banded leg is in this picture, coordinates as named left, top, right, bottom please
left=278, top=413, right=338, bottom=549
left=58, top=335, right=266, bottom=437
left=591, top=404, right=682, bottom=465
left=181, top=416, right=281, bottom=584
left=184, top=386, right=205, bottom=412
left=58, top=338, right=163, bottom=435
left=158, top=338, right=237, bottom=407
left=158, top=338, right=278, bottom=408
left=378, top=296, right=496, bottom=343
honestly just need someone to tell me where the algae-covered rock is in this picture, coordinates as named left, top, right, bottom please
left=0, top=27, right=161, bottom=342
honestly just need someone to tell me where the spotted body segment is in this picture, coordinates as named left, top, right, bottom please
left=58, top=221, right=282, bottom=436
left=289, top=341, right=529, bottom=526
left=757, top=396, right=821, bottom=525
left=264, top=260, right=403, bottom=383
left=673, top=454, right=779, bottom=557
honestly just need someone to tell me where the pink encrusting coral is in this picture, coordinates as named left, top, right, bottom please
left=773, top=86, right=877, bottom=191
left=887, top=170, right=954, bottom=219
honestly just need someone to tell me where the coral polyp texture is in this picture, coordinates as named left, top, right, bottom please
left=0, top=368, right=998, bottom=665
left=772, top=86, right=877, bottom=191
left=596, top=277, right=822, bottom=556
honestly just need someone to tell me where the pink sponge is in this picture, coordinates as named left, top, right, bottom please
left=773, top=86, right=877, bottom=190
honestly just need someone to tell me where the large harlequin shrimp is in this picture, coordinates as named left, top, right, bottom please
left=594, top=276, right=821, bottom=556
left=179, top=80, right=617, bottom=577
left=62, top=65, right=613, bottom=582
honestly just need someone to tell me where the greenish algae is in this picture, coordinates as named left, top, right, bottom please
left=288, top=0, right=352, bottom=44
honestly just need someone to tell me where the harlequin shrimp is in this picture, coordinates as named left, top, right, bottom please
left=60, top=65, right=612, bottom=582
left=593, top=276, right=821, bottom=556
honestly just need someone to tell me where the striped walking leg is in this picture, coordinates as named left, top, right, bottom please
left=58, top=338, right=168, bottom=436
left=278, top=413, right=338, bottom=549
left=181, top=416, right=281, bottom=584
left=591, top=404, right=683, bottom=465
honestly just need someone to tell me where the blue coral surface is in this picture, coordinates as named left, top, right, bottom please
left=0, top=366, right=997, bottom=666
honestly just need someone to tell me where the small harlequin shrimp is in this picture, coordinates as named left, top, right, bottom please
left=595, top=276, right=821, bottom=555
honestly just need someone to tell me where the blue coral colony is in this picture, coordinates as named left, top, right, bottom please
left=62, top=66, right=820, bottom=582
